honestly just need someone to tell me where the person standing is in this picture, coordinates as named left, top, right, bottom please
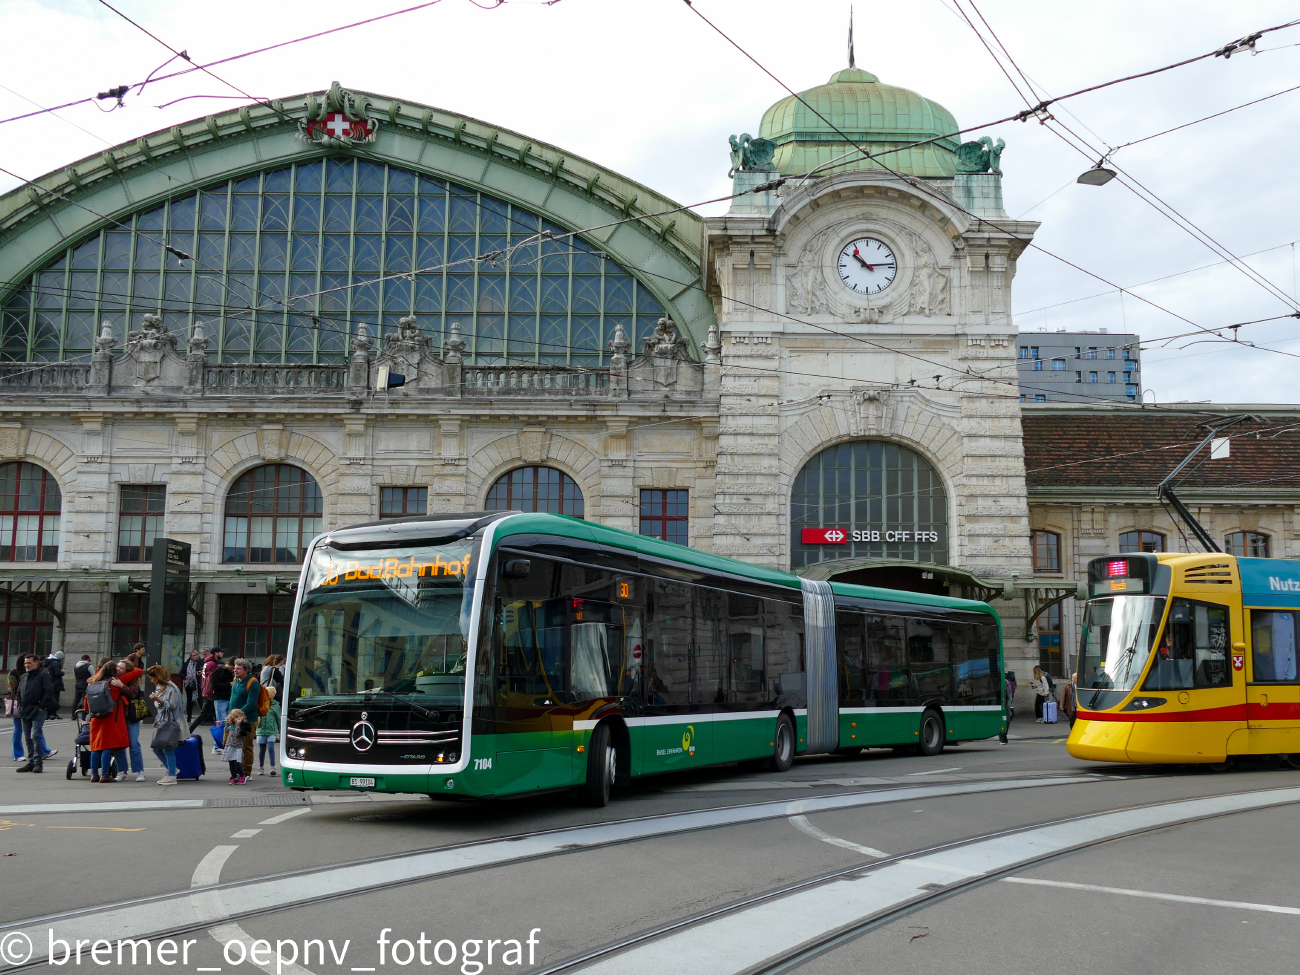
left=146, top=665, right=183, bottom=785
left=118, top=647, right=148, bottom=781
left=211, top=655, right=233, bottom=729
left=221, top=708, right=250, bottom=784
left=1030, top=666, right=1052, bottom=723
left=43, top=651, right=64, bottom=720
left=256, top=689, right=280, bottom=775
left=181, top=651, right=202, bottom=723
left=73, top=655, right=92, bottom=712
left=15, top=654, right=56, bottom=773
left=229, top=658, right=261, bottom=778
left=84, top=658, right=138, bottom=783
left=1060, top=678, right=1077, bottom=728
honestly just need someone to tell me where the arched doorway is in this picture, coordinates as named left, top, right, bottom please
left=791, top=440, right=948, bottom=583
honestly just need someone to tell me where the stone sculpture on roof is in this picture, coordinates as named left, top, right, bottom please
left=955, top=136, right=1005, bottom=176
left=728, top=133, right=778, bottom=177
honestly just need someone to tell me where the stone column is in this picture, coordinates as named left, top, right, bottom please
left=348, top=324, right=372, bottom=391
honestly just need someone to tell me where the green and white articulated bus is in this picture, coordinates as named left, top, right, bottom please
left=280, top=512, right=1006, bottom=805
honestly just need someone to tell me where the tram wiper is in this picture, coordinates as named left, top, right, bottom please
left=361, top=688, right=440, bottom=721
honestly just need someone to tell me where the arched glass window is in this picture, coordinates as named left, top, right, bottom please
left=485, top=466, right=583, bottom=517
left=223, top=464, right=322, bottom=563
left=1033, top=530, right=1061, bottom=573
left=791, top=441, right=947, bottom=569
left=0, top=463, right=61, bottom=562
left=1225, top=531, right=1269, bottom=558
left=1119, top=530, right=1164, bottom=554
left=0, top=160, right=667, bottom=366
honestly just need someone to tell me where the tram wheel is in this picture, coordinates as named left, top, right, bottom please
left=769, top=715, right=795, bottom=773
left=581, top=723, right=616, bottom=808
left=1281, top=754, right=1300, bottom=770
left=1201, top=759, right=1234, bottom=773
left=918, top=709, right=945, bottom=757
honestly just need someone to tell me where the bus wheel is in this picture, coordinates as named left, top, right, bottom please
left=581, top=723, right=616, bottom=807
left=1283, top=755, right=1300, bottom=770
left=918, top=709, right=945, bottom=757
left=769, top=715, right=795, bottom=772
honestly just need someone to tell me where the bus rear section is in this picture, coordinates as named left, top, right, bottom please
left=1069, top=552, right=1300, bottom=765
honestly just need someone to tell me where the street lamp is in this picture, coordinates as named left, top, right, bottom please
left=1077, top=159, right=1116, bottom=186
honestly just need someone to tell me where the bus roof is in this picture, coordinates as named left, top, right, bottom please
left=489, top=512, right=999, bottom=618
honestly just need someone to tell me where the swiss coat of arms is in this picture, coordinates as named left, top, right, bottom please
left=300, top=81, right=379, bottom=147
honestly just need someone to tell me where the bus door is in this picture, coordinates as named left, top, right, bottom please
left=1246, top=609, right=1300, bottom=745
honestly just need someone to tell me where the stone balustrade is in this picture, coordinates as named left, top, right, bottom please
left=461, top=365, right=610, bottom=397
left=0, top=362, right=92, bottom=389
left=204, top=364, right=348, bottom=391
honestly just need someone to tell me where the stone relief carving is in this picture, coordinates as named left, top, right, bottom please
left=641, top=317, right=691, bottom=360
left=787, top=261, right=831, bottom=316
left=908, top=264, right=951, bottom=316
left=123, top=313, right=185, bottom=385
left=383, top=315, right=433, bottom=359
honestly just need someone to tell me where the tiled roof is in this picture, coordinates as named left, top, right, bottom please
left=1022, top=407, right=1300, bottom=494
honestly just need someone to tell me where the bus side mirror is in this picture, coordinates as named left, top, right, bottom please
left=502, top=559, right=531, bottom=579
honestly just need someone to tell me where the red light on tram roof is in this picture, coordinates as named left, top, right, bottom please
left=1107, top=560, right=1128, bottom=577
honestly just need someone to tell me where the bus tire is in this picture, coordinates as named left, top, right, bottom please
left=769, top=715, right=795, bottom=773
left=581, top=723, right=616, bottom=807
left=918, top=709, right=945, bottom=757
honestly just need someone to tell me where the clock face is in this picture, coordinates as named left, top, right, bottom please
left=837, top=237, right=897, bottom=295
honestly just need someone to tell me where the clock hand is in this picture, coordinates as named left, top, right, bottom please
left=851, top=249, right=874, bottom=271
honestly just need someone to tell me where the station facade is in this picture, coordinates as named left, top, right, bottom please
left=0, top=71, right=1278, bottom=698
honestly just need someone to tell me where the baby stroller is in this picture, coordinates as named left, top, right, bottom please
left=66, top=708, right=92, bottom=779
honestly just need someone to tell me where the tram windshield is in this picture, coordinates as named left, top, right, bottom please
left=286, top=538, right=480, bottom=709
left=1076, top=595, right=1166, bottom=711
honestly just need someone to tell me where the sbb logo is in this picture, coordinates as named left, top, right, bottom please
left=801, top=528, right=849, bottom=545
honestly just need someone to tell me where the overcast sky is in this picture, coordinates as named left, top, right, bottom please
left=1, top=0, right=1297, bottom=403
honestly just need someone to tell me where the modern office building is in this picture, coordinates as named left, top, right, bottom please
left=1016, top=329, right=1141, bottom=403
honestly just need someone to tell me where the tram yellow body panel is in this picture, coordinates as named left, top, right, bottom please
left=1068, top=552, right=1300, bottom=765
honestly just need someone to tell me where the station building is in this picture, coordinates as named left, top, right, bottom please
left=0, top=70, right=1281, bottom=700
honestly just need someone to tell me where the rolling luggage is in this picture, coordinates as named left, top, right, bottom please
left=175, top=735, right=206, bottom=780
left=1043, top=700, right=1059, bottom=724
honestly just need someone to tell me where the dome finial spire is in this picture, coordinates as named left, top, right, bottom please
left=848, top=5, right=856, bottom=69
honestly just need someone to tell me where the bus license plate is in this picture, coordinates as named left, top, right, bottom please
left=349, top=777, right=375, bottom=789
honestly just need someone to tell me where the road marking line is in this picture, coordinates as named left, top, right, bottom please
left=1003, top=877, right=1300, bottom=915
left=0, top=800, right=203, bottom=815
left=45, top=825, right=145, bottom=832
left=231, top=829, right=262, bottom=839
left=787, top=815, right=885, bottom=858
left=260, top=807, right=311, bottom=826
left=568, top=787, right=1300, bottom=975
left=907, top=767, right=962, bottom=776
left=0, top=777, right=1097, bottom=966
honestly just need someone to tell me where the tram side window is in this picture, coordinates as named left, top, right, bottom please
left=907, top=618, right=953, bottom=702
left=645, top=578, right=695, bottom=706
left=865, top=615, right=913, bottom=706
left=836, top=611, right=868, bottom=705
left=765, top=597, right=806, bottom=706
left=1145, top=598, right=1232, bottom=690
left=1251, top=610, right=1299, bottom=682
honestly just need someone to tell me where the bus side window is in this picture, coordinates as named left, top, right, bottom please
left=907, top=618, right=953, bottom=703
left=1251, top=610, right=1299, bottom=683
left=727, top=592, right=764, bottom=703
left=836, top=611, right=867, bottom=706
left=692, top=587, right=726, bottom=705
left=646, top=578, right=694, bottom=706
left=766, top=598, right=804, bottom=707
left=866, top=615, right=909, bottom=706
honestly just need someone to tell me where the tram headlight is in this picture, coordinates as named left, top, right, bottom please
left=1122, top=696, right=1167, bottom=711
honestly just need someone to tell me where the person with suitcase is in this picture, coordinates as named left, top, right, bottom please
left=1030, top=666, right=1053, bottom=723
left=146, top=665, right=183, bottom=785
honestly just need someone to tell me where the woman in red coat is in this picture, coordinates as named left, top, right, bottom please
left=84, top=658, right=144, bottom=783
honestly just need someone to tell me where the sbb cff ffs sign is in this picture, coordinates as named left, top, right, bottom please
left=801, top=528, right=941, bottom=544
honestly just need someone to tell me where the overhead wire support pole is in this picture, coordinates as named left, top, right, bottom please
left=1155, top=415, right=1256, bottom=553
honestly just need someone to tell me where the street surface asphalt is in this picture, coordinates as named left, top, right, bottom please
left=2, top=717, right=1297, bottom=975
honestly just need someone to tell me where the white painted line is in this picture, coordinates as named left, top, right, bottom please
left=788, top=814, right=886, bottom=859
left=1003, top=877, right=1300, bottom=915
left=570, top=787, right=1300, bottom=975
left=191, top=846, right=239, bottom=889
left=260, top=807, right=312, bottom=825
left=907, top=767, right=962, bottom=776
left=0, top=799, right=204, bottom=815
left=0, top=776, right=1096, bottom=966
left=231, top=828, right=262, bottom=839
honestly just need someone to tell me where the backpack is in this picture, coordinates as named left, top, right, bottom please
left=85, top=680, right=115, bottom=717
left=1046, top=674, right=1056, bottom=696
left=249, top=677, right=271, bottom=718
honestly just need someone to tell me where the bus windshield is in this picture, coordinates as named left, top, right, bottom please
left=1076, top=595, right=1166, bottom=711
left=286, top=538, right=480, bottom=708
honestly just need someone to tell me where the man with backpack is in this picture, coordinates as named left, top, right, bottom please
left=73, top=655, right=92, bottom=711
left=228, top=658, right=266, bottom=778
left=15, top=654, right=56, bottom=773
left=43, top=652, right=65, bottom=720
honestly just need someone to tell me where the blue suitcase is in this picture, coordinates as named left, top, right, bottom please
left=175, top=735, right=206, bottom=780
left=210, top=725, right=225, bottom=749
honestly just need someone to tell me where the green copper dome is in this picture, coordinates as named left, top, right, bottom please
left=758, top=68, right=960, bottom=178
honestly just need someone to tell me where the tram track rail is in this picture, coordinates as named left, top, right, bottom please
left=533, top=783, right=1300, bottom=975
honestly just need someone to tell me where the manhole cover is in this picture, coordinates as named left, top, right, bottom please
left=348, top=813, right=408, bottom=823
left=206, top=795, right=308, bottom=808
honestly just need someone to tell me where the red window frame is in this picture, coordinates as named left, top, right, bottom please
left=639, top=489, right=689, bottom=545
left=0, top=462, right=61, bottom=562
left=485, top=466, right=583, bottom=517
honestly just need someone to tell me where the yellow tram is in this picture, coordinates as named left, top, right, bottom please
left=1068, top=552, right=1300, bottom=766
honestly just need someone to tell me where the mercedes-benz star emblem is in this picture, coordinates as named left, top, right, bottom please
left=350, top=719, right=376, bottom=752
